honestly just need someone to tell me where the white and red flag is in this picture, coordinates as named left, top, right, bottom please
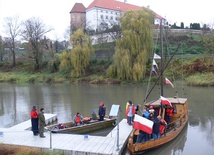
left=133, top=114, right=154, bottom=134
left=160, top=96, right=172, bottom=107
left=165, top=77, right=174, bottom=88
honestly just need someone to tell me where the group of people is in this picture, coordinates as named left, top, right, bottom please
left=30, top=106, right=46, bottom=138
left=136, top=105, right=173, bottom=143
left=73, top=101, right=106, bottom=125
left=125, top=100, right=174, bottom=143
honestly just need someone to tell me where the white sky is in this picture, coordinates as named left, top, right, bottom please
left=0, top=0, right=214, bottom=41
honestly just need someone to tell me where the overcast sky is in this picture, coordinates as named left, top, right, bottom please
left=0, top=0, right=213, bottom=41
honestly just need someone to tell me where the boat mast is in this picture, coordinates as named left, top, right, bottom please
left=160, top=19, right=164, bottom=96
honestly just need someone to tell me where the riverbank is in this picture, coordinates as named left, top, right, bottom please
left=0, top=144, right=42, bottom=155
left=0, top=55, right=213, bottom=86
left=0, top=71, right=121, bottom=84
left=0, top=70, right=213, bottom=86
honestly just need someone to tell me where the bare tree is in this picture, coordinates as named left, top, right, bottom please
left=21, top=17, right=52, bottom=71
left=3, top=16, right=20, bottom=66
left=95, top=19, right=121, bottom=46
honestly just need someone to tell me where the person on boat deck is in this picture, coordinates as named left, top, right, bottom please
left=158, top=115, right=167, bottom=135
left=165, top=106, right=173, bottom=124
left=149, top=105, right=156, bottom=117
left=151, top=115, right=166, bottom=140
left=91, top=110, right=98, bottom=120
left=143, top=108, right=150, bottom=119
left=73, top=112, right=84, bottom=126
left=30, top=105, right=39, bottom=136
left=136, top=113, right=150, bottom=143
left=135, top=104, right=140, bottom=114
left=126, top=100, right=135, bottom=125
left=98, top=102, right=106, bottom=121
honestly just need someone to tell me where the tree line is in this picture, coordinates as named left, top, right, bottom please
left=0, top=16, right=68, bottom=70
left=0, top=9, right=213, bottom=82
left=170, top=22, right=211, bottom=30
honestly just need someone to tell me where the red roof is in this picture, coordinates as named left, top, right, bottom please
left=86, top=0, right=163, bottom=19
left=70, top=3, right=86, bottom=13
left=87, top=0, right=141, bottom=12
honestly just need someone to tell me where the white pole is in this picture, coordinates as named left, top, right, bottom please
left=50, top=130, right=52, bottom=149
left=116, top=113, right=120, bottom=151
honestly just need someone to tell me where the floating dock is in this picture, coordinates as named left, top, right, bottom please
left=0, top=117, right=132, bottom=155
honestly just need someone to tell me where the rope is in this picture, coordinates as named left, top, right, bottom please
left=143, top=24, right=160, bottom=105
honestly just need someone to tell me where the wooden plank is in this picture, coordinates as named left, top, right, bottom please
left=88, top=137, right=110, bottom=153
left=97, top=137, right=116, bottom=154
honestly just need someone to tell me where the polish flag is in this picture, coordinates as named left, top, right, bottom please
left=133, top=114, right=154, bottom=134
left=165, top=77, right=174, bottom=88
left=160, top=96, right=172, bottom=107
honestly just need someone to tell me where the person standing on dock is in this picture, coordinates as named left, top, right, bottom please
left=38, top=108, right=46, bottom=138
left=30, top=106, right=39, bottom=136
left=98, top=102, right=106, bottom=121
left=126, top=100, right=135, bottom=125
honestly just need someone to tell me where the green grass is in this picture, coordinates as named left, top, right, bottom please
left=0, top=72, right=67, bottom=83
left=185, top=72, right=214, bottom=86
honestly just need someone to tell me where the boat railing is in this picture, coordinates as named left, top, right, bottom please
left=164, top=114, right=186, bottom=135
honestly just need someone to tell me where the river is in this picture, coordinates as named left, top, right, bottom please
left=0, top=83, right=213, bottom=155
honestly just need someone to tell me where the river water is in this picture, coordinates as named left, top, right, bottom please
left=0, top=83, right=213, bottom=155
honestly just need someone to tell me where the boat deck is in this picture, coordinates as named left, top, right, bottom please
left=0, top=118, right=132, bottom=155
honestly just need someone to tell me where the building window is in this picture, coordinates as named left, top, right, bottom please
left=115, top=17, right=118, bottom=20
left=106, top=11, right=108, bottom=13
left=110, top=16, right=113, bottom=20
left=101, top=15, right=103, bottom=19
left=116, top=12, right=117, bottom=15
left=106, top=15, right=108, bottom=19
left=101, top=10, right=103, bottom=12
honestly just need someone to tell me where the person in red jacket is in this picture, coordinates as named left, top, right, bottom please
left=165, top=106, right=173, bottom=124
left=73, top=112, right=84, bottom=126
left=158, top=115, right=167, bottom=135
left=126, top=100, right=135, bottom=125
left=30, top=105, right=39, bottom=136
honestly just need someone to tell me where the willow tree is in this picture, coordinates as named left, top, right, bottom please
left=107, top=8, right=154, bottom=81
left=59, top=29, right=94, bottom=77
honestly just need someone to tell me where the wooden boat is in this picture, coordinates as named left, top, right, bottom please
left=127, top=19, right=188, bottom=154
left=46, top=117, right=116, bottom=134
left=127, top=97, right=188, bottom=153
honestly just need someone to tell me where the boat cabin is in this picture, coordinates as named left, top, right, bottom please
left=145, top=97, right=188, bottom=124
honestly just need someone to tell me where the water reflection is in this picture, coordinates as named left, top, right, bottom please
left=0, top=83, right=213, bottom=155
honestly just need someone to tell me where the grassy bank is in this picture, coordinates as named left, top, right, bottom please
left=0, top=143, right=60, bottom=155
left=0, top=54, right=213, bottom=86
left=0, top=72, right=67, bottom=84
left=185, top=72, right=214, bottom=86
left=0, top=70, right=213, bottom=86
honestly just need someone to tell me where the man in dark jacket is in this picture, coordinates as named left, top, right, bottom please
left=152, top=116, right=166, bottom=140
left=98, top=102, right=106, bottom=121
left=38, top=108, right=46, bottom=138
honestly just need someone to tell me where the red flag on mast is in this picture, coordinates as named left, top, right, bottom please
left=160, top=96, right=172, bottom=107
left=165, top=77, right=174, bottom=88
